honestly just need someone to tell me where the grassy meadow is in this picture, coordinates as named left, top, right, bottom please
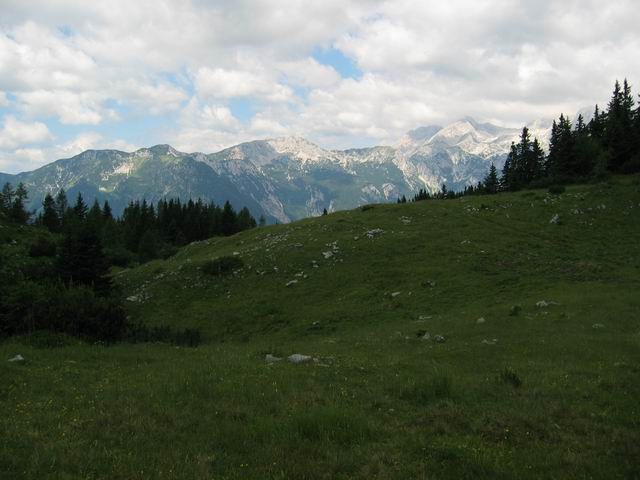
left=2, top=177, right=640, bottom=479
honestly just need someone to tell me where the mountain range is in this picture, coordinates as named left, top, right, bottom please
left=0, top=117, right=554, bottom=222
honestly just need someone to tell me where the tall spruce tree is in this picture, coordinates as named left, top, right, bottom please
left=41, top=193, right=60, bottom=232
left=10, top=183, right=29, bottom=224
left=483, top=163, right=499, bottom=194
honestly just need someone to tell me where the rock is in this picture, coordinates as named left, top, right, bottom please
left=592, top=323, right=605, bottom=329
left=265, top=354, right=282, bottom=363
left=481, top=339, right=498, bottom=345
left=434, top=335, right=446, bottom=343
left=286, top=280, right=298, bottom=287
left=415, top=329, right=427, bottom=337
left=418, top=315, right=431, bottom=320
left=509, top=305, right=522, bottom=316
left=550, top=213, right=561, bottom=224
left=421, top=332, right=431, bottom=340
left=322, top=251, right=334, bottom=259
left=391, top=291, right=401, bottom=298
left=288, top=354, right=312, bottom=364
left=232, top=251, right=240, bottom=256
left=8, top=354, right=25, bottom=363
left=366, top=228, right=384, bottom=238
left=421, top=280, right=437, bottom=288
left=536, top=300, right=557, bottom=308
left=476, top=317, right=486, bottom=324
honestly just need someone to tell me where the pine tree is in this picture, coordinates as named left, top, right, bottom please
left=41, top=193, right=60, bottom=232
left=10, top=182, right=29, bottom=224
left=102, top=201, right=113, bottom=221
left=57, top=226, right=112, bottom=295
left=501, top=142, right=517, bottom=190
left=72, top=192, right=88, bottom=222
left=483, top=163, right=499, bottom=194
left=258, top=215, right=266, bottom=227
left=55, top=189, right=68, bottom=227
left=220, top=201, right=237, bottom=236
left=0, top=182, right=14, bottom=216
left=588, top=104, right=606, bottom=140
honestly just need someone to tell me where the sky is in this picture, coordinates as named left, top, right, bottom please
left=0, top=0, right=639, bottom=173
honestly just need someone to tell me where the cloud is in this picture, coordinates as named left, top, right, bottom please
left=0, top=116, right=53, bottom=149
left=1, top=0, right=640, bottom=171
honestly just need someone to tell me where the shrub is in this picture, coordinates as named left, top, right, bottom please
left=500, top=367, right=522, bottom=388
left=28, top=238, right=57, bottom=257
left=548, top=185, right=566, bottom=195
left=202, top=255, right=244, bottom=276
left=360, top=204, right=375, bottom=212
left=105, top=246, right=137, bottom=268
left=0, top=282, right=127, bottom=342
left=127, top=321, right=201, bottom=347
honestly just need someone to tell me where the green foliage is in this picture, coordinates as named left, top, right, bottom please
left=127, top=321, right=201, bottom=347
left=547, top=185, right=566, bottom=195
left=201, top=255, right=244, bottom=276
left=0, top=282, right=127, bottom=342
left=500, top=367, right=523, bottom=388
left=28, top=237, right=57, bottom=257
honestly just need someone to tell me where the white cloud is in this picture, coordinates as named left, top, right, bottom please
left=0, top=115, right=53, bottom=149
left=195, top=67, right=294, bottom=102
left=1, top=0, right=640, bottom=170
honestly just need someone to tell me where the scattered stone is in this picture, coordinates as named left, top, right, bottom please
left=8, top=354, right=24, bottom=363
left=549, top=213, right=561, bottom=224
left=461, top=239, right=471, bottom=245
left=232, top=251, right=240, bottom=256
left=391, top=291, right=401, bottom=298
left=288, top=354, right=312, bottom=364
left=286, top=280, right=298, bottom=287
left=322, top=251, right=334, bottom=259
left=509, top=305, right=522, bottom=316
left=481, top=339, right=498, bottom=345
left=366, top=228, right=384, bottom=238
left=418, top=315, right=432, bottom=321
left=126, top=295, right=141, bottom=302
left=434, top=335, right=446, bottom=343
left=399, top=216, right=412, bottom=224
left=265, top=354, right=282, bottom=363
left=476, top=317, right=486, bottom=324
left=592, top=323, right=605, bottom=329
left=536, top=300, right=549, bottom=308
left=421, top=280, right=437, bottom=288
left=421, top=332, right=431, bottom=340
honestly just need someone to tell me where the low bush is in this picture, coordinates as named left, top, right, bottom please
left=127, top=321, right=201, bottom=347
left=548, top=185, right=566, bottom=195
left=499, top=367, right=522, bottom=388
left=202, top=255, right=244, bottom=276
left=28, top=238, right=57, bottom=257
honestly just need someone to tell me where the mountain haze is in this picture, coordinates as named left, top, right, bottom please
left=1, top=118, right=553, bottom=222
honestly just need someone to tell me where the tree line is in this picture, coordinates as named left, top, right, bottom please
left=409, top=78, right=640, bottom=202
left=1, top=185, right=259, bottom=266
left=1, top=183, right=258, bottom=342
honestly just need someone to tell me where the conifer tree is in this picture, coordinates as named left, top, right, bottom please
left=10, top=182, right=29, bottom=224
left=220, top=201, right=237, bottom=236
left=483, top=163, right=499, bottom=194
left=55, top=189, right=68, bottom=226
left=0, top=182, right=14, bottom=216
left=41, top=193, right=60, bottom=232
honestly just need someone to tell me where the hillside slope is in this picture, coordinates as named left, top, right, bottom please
left=1, top=177, right=639, bottom=479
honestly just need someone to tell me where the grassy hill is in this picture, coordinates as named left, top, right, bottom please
left=2, top=177, right=640, bottom=479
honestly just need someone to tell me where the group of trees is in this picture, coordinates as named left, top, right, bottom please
left=28, top=190, right=258, bottom=266
left=1, top=183, right=258, bottom=342
left=0, top=182, right=30, bottom=224
left=408, top=78, right=640, bottom=202
left=494, top=78, right=640, bottom=193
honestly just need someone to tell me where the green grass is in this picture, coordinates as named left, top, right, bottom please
left=2, top=177, right=640, bottom=478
